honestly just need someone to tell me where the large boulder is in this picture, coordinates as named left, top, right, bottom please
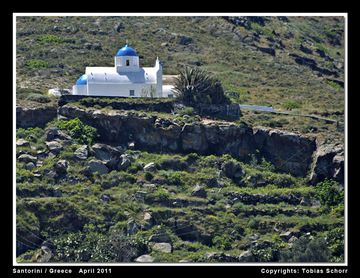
left=54, top=160, right=69, bottom=175
left=191, top=184, right=207, bottom=198
left=46, top=141, right=63, bottom=154
left=18, top=154, right=37, bottom=164
left=150, top=242, right=172, bottom=253
left=310, top=143, right=344, bottom=184
left=144, top=162, right=157, bottom=172
left=134, top=254, right=154, bottom=263
left=74, top=145, right=88, bottom=160
left=87, top=159, right=109, bottom=174
left=221, top=160, right=244, bottom=179
left=16, top=139, right=30, bottom=147
left=45, top=127, right=71, bottom=142
left=149, top=231, right=172, bottom=243
left=238, top=250, right=256, bottom=262
left=91, top=143, right=121, bottom=161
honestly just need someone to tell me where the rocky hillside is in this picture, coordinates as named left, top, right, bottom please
left=16, top=98, right=344, bottom=263
left=16, top=15, right=345, bottom=143
left=15, top=15, right=345, bottom=263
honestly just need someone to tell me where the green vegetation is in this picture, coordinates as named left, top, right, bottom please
left=280, top=236, right=331, bottom=262
left=25, top=59, right=49, bottom=69
left=315, top=179, right=344, bottom=207
left=56, top=118, right=98, bottom=145
left=37, top=34, right=63, bottom=44
left=173, top=66, right=230, bottom=106
left=282, top=101, right=302, bottom=111
left=15, top=123, right=344, bottom=262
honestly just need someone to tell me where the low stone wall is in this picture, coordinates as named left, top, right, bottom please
left=58, top=95, right=175, bottom=113
left=195, top=104, right=241, bottom=120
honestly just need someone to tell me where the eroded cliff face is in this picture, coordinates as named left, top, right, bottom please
left=16, top=106, right=57, bottom=128
left=57, top=105, right=317, bottom=177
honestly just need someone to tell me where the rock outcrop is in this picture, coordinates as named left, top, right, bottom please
left=58, top=105, right=317, bottom=177
left=310, top=143, right=344, bottom=185
left=16, top=105, right=57, bottom=128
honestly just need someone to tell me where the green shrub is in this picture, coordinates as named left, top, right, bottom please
left=38, top=34, right=63, bottom=44
left=26, top=59, right=49, bottom=69
left=17, top=127, right=44, bottom=142
left=26, top=93, right=51, bottom=103
left=315, top=179, right=344, bottom=207
left=282, top=101, right=301, bottom=110
left=175, top=106, right=195, bottom=116
left=325, top=227, right=344, bottom=260
left=280, top=236, right=331, bottom=262
left=212, top=235, right=232, bottom=250
left=56, top=118, right=97, bottom=145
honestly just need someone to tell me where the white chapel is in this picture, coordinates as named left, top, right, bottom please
left=72, top=44, right=172, bottom=97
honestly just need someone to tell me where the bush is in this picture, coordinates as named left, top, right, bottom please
left=26, top=93, right=51, bottom=103
left=26, top=59, right=49, bottom=69
left=56, top=118, right=97, bottom=145
left=315, top=179, right=344, bottom=207
left=280, top=236, right=331, bottom=262
left=282, top=101, right=301, bottom=110
left=212, top=235, right=232, bottom=250
left=38, top=34, right=63, bottom=44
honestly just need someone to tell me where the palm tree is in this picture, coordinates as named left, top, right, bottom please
left=173, top=66, right=229, bottom=106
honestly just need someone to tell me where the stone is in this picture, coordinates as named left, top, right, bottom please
left=150, top=242, right=172, bottom=253
left=310, top=143, right=344, bottom=184
left=134, top=191, right=147, bottom=201
left=205, top=252, right=238, bottom=262
left=45, top=127, right=71, bottom=141
left=100, top=194, right=110, bottom=203
left=144, top=162, right=157, bottom=172
left=34, top=246, right=53, bottom=263
left=127, top=219, right=138, bottom=236
left=280, top=231, right=293, bottom=241
left=119, top=154, right=131, bottom=170
left=178, top=35, right=193, bottom=45
left=46, top=141, right=63, bottom=154
left=191, top=184, right=207, bottom=198
left=88, top=159, right=109, bottom=174
left=144, top=212, right=152, bottom=221
left=134, top=254, right=154, bottom=263
left=16, top=139, right=30, bottom=147
left=91, top=143, right=121, bottom=162
left=74, top=145, right=88, bottom=160
left=238, top=250, right=256, bottom=262
left=54, top=160, right=68, bottom=175
left=24, top=162, right=35, bottom=170
left=159, top=158, right=188, bottom=171
left=18, top=154, right=37, bottom=164
left=149, top=231, right=172, bottom=243
left=288, top=236, right=298, bottom=243
left=221, top=160, right=244, bottom=179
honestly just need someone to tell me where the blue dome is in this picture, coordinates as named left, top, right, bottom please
left=76, top=74, right=87, bottom=85
left=116, top=44, right=138, bottom=56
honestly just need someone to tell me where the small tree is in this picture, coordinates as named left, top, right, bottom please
left=173, top=66, right=229, bottom=106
